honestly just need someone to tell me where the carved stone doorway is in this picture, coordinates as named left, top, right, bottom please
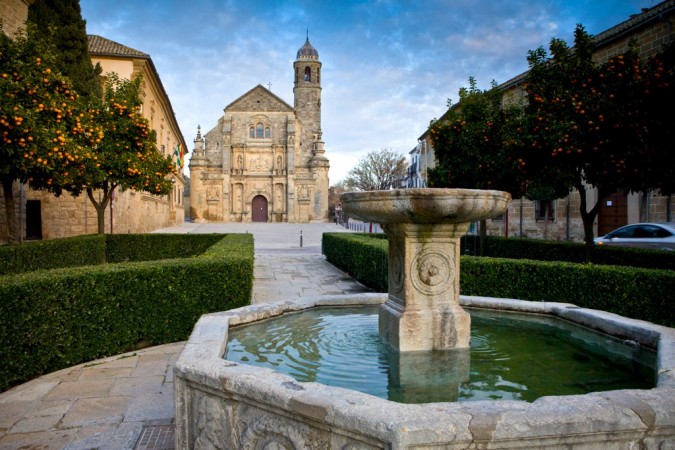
left=252, top=195, right=269, bottom=222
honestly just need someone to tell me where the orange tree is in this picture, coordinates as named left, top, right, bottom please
left=0, top=25, right=86, bottom=243
left=428, top=77, right=529, bottom=252
left=524, top=25, right=674, bottom=258
left=65, top=73, right=175, bottom=234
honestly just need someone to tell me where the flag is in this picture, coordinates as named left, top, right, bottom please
left=174, top=144, right=182, bottom=168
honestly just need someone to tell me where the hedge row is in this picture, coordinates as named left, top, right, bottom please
left=0, top=234, right=106, bottom=275
left=0, top=233, right=253, bottom=392
left=460, top=257, right=674, bottom=328
left=460, top=235, right=675, bottom=270
left=322, top=233, right=388, bottom=292
left=322, top=233, right=675, bottom=328
left=105, top=233, right=224, bottom=263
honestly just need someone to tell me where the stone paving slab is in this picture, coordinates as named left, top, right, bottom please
left=0, top=223, right=371, bottom=449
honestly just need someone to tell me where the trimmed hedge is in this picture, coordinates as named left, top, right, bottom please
left=322, top=233, right=388, bottom=292
left=0, top=234, right=106, bottom=275
left=322, top=233, right=675, bottom=328
left=460, top=235, right=675, bottom=270
left=0, top=233, right=253, bottom=392
left=460, top=257, right=675, bottom=327
left=105, top=233, right=224, bottom=263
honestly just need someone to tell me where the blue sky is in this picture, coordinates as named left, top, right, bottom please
left=80, top=0, right=657, bottom=183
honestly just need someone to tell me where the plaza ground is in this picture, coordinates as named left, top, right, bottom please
left=0, top=223, right=370, bottom=450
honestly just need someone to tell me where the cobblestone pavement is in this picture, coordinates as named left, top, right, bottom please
left=0, top=223, right=371, bottom=449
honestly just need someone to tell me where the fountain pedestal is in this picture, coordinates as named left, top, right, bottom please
left=380, top=222, right=471, bottom=351
left=341, top=188, right=511, bottom=351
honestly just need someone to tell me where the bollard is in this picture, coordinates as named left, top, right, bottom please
left=300, top=230, right=303, bottom=247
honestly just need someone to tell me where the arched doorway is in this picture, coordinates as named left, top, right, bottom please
left=251, top=195, right=268, bottom=222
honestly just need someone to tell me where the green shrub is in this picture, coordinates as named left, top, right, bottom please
left=322, top=232, right=675, bottom=328
left=460, top=257, right=675, bottom=327
left=105, top=233, right=224, bottom=263
left=465, top=235, right=675, bottom=270
left=0, top=233, right=253, bottom=392
left=323, top=233, right=387, bottom=292
left=0, top=234, right=106, bottom=275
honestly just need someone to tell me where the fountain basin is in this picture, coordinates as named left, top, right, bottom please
left=174, top=294, right=675, bottom=449
left=340, top=188, right=511, bottom=225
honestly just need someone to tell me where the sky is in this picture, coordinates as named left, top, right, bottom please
left=79, top=0, right=658, bottom=184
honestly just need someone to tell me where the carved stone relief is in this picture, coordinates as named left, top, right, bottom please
left=411, top=249, right=453, bottom=295
left=247, top=154, right=271, bottom=172
left=206, top=184, right=220, bottom=201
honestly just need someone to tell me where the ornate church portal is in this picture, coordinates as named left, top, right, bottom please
left=189, top=38, right=330, bottom=223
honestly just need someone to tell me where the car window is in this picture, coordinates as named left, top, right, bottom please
left=633, top=226, right=653, bottom=238
left=653, top=227, right=673, bottom=238
left=608, top=226, right=636, bottom=238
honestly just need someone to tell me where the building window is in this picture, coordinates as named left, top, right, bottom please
left=249, top=127, right=255, bottom=138
left=535, top=200, right=555, bottom=221
left=304, top=66, right=311, bottom=82
left=265, top=127, right=271, bottom=138
left=256, top=123, right=264, bottom=138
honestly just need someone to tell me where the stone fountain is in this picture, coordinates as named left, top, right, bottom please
left=174, top=188, right=675, bottom=449
left=341, top=188, right=510, bottom=351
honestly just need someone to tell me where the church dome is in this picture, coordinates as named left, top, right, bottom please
left=296, top=38, right=319, bottom=60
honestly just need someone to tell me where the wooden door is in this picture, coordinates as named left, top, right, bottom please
left=251, top=195, right=268, bottom=222
left=25, top=200, right=42, bottom=240
left=597, top=191, right=627, bottom=236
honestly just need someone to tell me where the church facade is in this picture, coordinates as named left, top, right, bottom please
left=189, top=38, right=330, bottom=223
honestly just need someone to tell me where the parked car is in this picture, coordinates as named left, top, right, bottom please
left=594, top=222, right=675, bottom=251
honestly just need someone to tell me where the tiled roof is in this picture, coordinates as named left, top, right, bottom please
left=87, top=35, right=149, bottom=58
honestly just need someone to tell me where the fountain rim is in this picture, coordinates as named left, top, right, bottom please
left=339, top=188, right=512, bottom=225
left=176, top=293, right=674, bottom=397
left=175, top=294, right=675, bottom=447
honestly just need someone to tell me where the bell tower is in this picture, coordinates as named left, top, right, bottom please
left=293, top=35, right=322, bottom=163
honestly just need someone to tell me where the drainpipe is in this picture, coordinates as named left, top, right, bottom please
left=566, top=196, right=570, bottom=240
left=519, top=198, right=523, bottom=237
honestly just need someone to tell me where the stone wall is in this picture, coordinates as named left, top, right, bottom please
left=0, top=0, right=31, bottom=38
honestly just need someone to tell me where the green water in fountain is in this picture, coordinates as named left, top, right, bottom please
left=225, top=307, right=655, bottom=404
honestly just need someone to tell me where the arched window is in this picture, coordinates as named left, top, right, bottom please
left=265, top=127, right=271, bottom=138
left=256, top=123, right=264, bottom=138
left=304, top=66, right=311, bottom=82
left=249, top=127, right=255, bottom=138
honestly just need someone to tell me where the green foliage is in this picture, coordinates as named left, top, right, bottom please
left=0, top=234, right=105, bottom=275
left=464, top=235, right=675, bottom=270
left=460, top=257, right=674, bottom=328
left=428, top=77, right=527, bottom=197
left=322, top=233, right=675, bottom=329
left=322, top=233, right=387, bottom=292
left=0, top=24, right=86, bottom=242
left=28, top=0, right=102, bottom=101
left=524, top=26, right=674, bottom=251
left=67, top=74, right=175, bottom=233
left=105, top=233, right=224, bottom=263
left=0, top=233, right=253, bottom=392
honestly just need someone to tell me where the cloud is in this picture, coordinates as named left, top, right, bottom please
left=80, top=0, right=652, bottom=183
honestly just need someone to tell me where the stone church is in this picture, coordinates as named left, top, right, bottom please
left=189, top=38, right=330, bottom=223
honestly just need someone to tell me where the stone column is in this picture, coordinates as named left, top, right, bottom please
left=380, top=222, right=471, bottom=351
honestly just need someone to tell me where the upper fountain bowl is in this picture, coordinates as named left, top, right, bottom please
left=340, top=188, right=511, bottom=225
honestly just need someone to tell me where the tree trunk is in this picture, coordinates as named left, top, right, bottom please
left=576, top=181, right=606, bottom=263
left=86, top=185, right=112, bottom=235
left=1, top=177, right=19, bottom=245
